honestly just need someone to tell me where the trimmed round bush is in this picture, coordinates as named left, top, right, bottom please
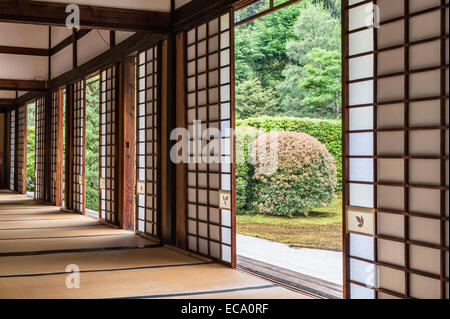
left=250, top=131, right=337, bottom=217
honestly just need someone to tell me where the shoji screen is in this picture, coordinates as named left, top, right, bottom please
left=35, top=97, right=46, bottom=201
left=185, top=10, right=235, bottom=265
left=16, top=104, right=27, bottom=194
left=9, top=110, right=15, bottom=191
left=99, top=66, right=117, bottom=224
left=136, top=45, right=161, bottom=237
left=72, top=80, right=86, bottom=213
left=49, top=90, right=62, bottom=206
left=344, top=0, right=449, bottom=299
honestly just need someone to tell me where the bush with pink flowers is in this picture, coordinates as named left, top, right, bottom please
left=251, top=131, right=337, bottom=217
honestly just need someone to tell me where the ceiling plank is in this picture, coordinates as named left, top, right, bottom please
left=0, top=45, right=49, bottom=56
left=0, top=79, right=48, bottom=91
left=0, top=0, right=170, bottom=32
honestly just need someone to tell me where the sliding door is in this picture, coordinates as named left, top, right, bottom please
left=35, top=97, right=46, bottom=200
left=136, top=45, right=161, bottom=238
left=99, top=66, right=117, bottom=224
left=184, top=10, right=236, bottom=266
left=343, top=0, right=449, bottom=299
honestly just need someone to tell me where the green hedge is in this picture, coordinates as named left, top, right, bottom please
left=236, top=116, right=342, bottom=190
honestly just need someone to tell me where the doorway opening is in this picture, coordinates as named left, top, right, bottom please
left=234, top=0, right=343, bottom=298
left=85, top=74, right=100, bottom=218
left=26, top=101, right=36, bottom=197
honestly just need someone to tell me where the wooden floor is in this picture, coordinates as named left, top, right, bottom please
left=0, top=190, right=313, bottom=299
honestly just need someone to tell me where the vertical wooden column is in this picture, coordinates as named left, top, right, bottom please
left=65, top=84, right=74, bottom=209
left=14, top=107, right=19, bottom=191
left=175, top=31, right=186, bottom=249
left=117, top=58, right=136, bottom=230
left=55, top=89, right=64, bottom=206
left=4, top=111, right=10, bottom=190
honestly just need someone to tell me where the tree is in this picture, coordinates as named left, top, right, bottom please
left=299, top=48, right=341, bottom=118
left=278, top=1, right=341, bottom=117
left=26, top=125, right=35, bottom=192
left=236, top=77, right=280, bottom=119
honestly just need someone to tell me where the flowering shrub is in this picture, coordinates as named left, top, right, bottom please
left=251, top=131, right=337, bottom=217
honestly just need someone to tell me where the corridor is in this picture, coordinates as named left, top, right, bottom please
left=0, top=190, right=310, bottom=299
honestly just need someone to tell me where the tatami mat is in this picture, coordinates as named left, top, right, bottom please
left=0, top=191, right=312, bottom=299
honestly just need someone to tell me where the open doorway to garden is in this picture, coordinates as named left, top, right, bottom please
left=85, top=74, right=100, bottom=218
left=234, top=0, right=343, bottom=298
left=26, top=101, right=35, bottom=197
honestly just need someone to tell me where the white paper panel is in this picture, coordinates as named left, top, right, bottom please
left=349, top=133, right=373, bottom=156
left=349, top=106, right=373, bottom=130
left=349, top=29, right=373, bottom=55
left=349, top=81, right=373, bottom=105
left=410, top=274, right=440, bottom=299
left=377, top=0, right=404, bottom=22
left=350, top=259, right=375, bottom=286
left=377, top=104, right=404, bottom=129
left=349, top=183, right=374, bottom=208
left=377, top=131, right=404, bottom=155
left=378, top=266, right=405, bottom=294
left=409, top=245, right=440, bottom=275
left=377, top=239, right=405, bottom=266
left=349, top=55, right=374, bottom=81
left=409, top=216, right=440, bottom=245
left=377, top=158, right=404, bottom=183
left=350, top=283, right=374, bottom=299
left=409, top=130, right=441, bottom=156
left=409, top=100, right=441, bottom=127
left=377, top=20, right=404, bottom=49
left=409, top=159, right=440, bottom=185
left=350, top=158, right=374, bottom=182
left=378, top=212, right=404, bottom=238
left=409, top=40, right=441, bottom=70
left=349, top=3, right=373, bottom=31
left=409, top=10, right=441, bottom=42
left=409, top=0, right=441, bottom=13
left=409, top=188, right=441, bottom=216
left=350, top=233, right=374, bottom=261
left=378, top=186, right=404, bottom=211
left=410, top=70, right=441, bottom=99
left=377, top=75, right=404, bottom=102
left=377, top=47, right=404, bottom=75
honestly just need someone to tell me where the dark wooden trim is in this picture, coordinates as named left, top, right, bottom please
left=175, top=31, right=186, bottom=249
left=0, top=45, right=49, bottom=56
left=55, top=88, right=63, bottom=207
left=110, top=31, right=116, bottom=49
left=0, top=0, right=170, bottom=32
left=0, top=99, right=16, bottom=107
left=4, top=111, right=11, bottom=190
left=0, top=79, right=47, bottom=91
left=13, top=103, right=18, bottom=191
left=72, top=29, right=77, bottom=69
left=117, top=58, right=135, bottom=230
left=234, top=0, right=303, bottom=27
left=341, top=0, right=350, bottom=300
left=161, top=39, right=168, bottom=241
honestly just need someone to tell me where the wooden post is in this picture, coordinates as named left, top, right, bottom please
left=175, top=32, right=186, bottom=249
left=65, top=84, right=74, bottom=210
left=116, top=58, right=136, bottom=230
left=55, top=88, right=64, bottom=206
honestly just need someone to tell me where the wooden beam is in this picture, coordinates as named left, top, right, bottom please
left=0, top=79, right=47, bottom=91
left=0, top=45, right=49, bottom=56
left=117, top=58, right=135, bottom=230
left=0, top=0, right=170, bottom=32
left=175, top=32, right=186, bottom=249
left=0, top=99, right=16, bottom=106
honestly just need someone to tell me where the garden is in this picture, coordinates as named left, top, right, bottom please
left=234, top=0, right=342, bottom=251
